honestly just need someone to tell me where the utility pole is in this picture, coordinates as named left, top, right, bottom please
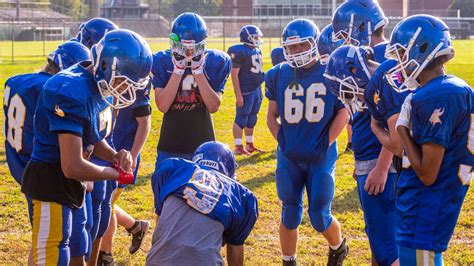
left=16, top=0, right=20, bottom=21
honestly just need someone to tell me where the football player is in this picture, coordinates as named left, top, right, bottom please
left=271, top=46, right=285, bottom=66
left=317, top=24, right=343, bottom=65
left=150, top=12, right=231, bottom=170
left=227, top=25, right=265, bottom=155
left=324, top=45, right=400, bottom=266
left=386, top=15, right=472, bottom=265
left=4, top=40, right=90, bottom=263
left=265, top=19, right=349, bottom=265
left=20, top=29, right=152, bottom=265
left=147, top=141, right=258, bottom=265
left=80, top=17, right=118, bottom=49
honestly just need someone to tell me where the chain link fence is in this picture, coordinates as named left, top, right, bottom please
left=0, top=14, right=473, bottom=62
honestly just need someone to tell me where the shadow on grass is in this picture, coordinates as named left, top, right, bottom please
left=331, top=186, right=360, bottom=214
left=240, top=172, right=275, bottom=191
left=236, top=150, right=277, bottom=167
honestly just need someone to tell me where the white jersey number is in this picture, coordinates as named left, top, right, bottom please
left=5, top=93, right=27, bottom=152
left=459, top=114, right=474, bottom=185
left=284, top=83, right=326, bottom=124
left=183, top=169, right=224, bottom=214
left=250, top=54, right=263, bottom=74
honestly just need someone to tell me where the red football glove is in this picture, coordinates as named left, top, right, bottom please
left=113, top=163, right=134, bottom=185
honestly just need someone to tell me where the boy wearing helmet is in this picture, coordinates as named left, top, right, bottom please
left=20, top=29, right=153, bottom=265
left=4, top=41, right=90, bottom=264
left=265, top=18, right=349, bottom=265
left=387, top=15, right=473, bottom=265
left=227, top=25, right=265, bottom=155
left=151, top=13, right=231, bottom=177
left=147, top=141, right=258, bottom=265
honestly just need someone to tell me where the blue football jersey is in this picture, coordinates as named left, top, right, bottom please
left=372, top=42, right=389, bottom=63
left=112, top=86, right=151, bottom=151
left=31, top=63, right=113, bottom=163
left=265, top=62, right=345, bottom=161
left=364, top=60, right=409, bottom=128
left=152, top=158, right=258, bottom=245
left=227, top=44, right=264, bottom=94
left=3, top=72, right=52, bottom=183
left=351, top=110, right=382, bottom=161
left=271, top=47, right=286, bottom=66
left=397, top=75, right=473, bottom=252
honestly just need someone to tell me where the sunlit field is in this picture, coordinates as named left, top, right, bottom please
left=1, top=39, right=473, bottom=264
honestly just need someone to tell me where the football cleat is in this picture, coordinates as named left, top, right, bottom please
left=327, top=238, right=349, bottom=266
left=127, top=220, right=150, bottom=254
left=235, top=145, right=250, bottom=156
left=245, top=143, right=263, bottom=154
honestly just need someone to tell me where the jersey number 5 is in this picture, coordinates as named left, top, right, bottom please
left=459, top=114, right=474, bottom=185
left=250, top=54, right=263, bottom=74
left=284, top=83, right=325, bottom=124
left=4, top=86, right=26, bottom=152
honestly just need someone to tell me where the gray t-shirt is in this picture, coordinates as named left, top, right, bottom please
left=146, top=195, right=225, bottom=266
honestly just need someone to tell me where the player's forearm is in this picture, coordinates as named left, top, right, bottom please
left=155, top=73, right=181, bottom=113
left=195, top=73, right=221, bottom=113
left=328, top=108, right=350, bottom=145
left=375, top=146, right=393, bottom=172
left=231, top=69, right=242, bottom=97
left=130, top=115, right=151, bottom=160
left=398, top=126, right=437, bottom=185
left=371, top=118, right=401, bottom=156
left=64, top=159, right=120, bottom=181
left=226, top=244, right=244, bottom=266
left=93, top=139, right=118, bottom=163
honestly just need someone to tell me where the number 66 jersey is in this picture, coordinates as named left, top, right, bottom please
left=265, top=62, right=345, bottom=162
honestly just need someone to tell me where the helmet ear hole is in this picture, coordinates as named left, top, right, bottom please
left=359, top=23, right=365, bottom=32
left=419, top=43, right=428, bottom=53
left=101, top=60, right=107, bottom=71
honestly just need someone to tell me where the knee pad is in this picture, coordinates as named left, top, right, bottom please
left=246, top=113, right=258, bottom=128
left=308, top=205, right=332, bottom=232
left=281, top=202, right=303, bottom=230
left=234, top=113, right=248, bottom=129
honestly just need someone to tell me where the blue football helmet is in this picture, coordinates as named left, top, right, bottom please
left=240, top=25, right=263, bottom=48
left=91, top=29, right=153, bottom=109
left=169, top=12, right=207, bottom=69
left=81, top=18, right=118, bottom=49
left=69, top=23, right=84, bottom=43
left=317, top=24, right=344, bottom=65
left=385, top=15, right=454, bottom=92
left=48, top=41, right=91, bottom=71
left=332, top=1, right=388, bottom=46
left=324, top=45, right=373, bottom=116
left=282, top=18, right=320, bottom=68
left=193, top=141, right=237, bottom=179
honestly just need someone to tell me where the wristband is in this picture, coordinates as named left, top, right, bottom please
left=113, top=163, right=134, bottom=185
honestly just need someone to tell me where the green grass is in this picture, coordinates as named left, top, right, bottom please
left=1, top=39, right=474, bottom=264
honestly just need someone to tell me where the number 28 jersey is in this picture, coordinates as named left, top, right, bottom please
left=3, top=72, right=52, bottom=183
left=265, top=62, right=345, bottom=162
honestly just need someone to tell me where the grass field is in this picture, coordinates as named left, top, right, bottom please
left=1, top=39, right=474, bottom=265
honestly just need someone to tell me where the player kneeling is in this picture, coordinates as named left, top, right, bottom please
left=147, top=141, right=258, bottom=265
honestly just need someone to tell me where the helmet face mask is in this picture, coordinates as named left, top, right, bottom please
left=170, top=38, right=206, bottom=68
left=282, top=36, right=319, bottom=68
left=95, top=56, right=149, bottom=109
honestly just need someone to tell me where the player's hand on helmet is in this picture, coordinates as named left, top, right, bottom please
left=364, top=165, right=388, bottom=196
left=396, top=93, right=413, bottom=131
left=191, top=52, right=207, bottom=76
left=236, top=94, right=244, bottom=108
left=171, top=52, right=186, bottom=75
left=113, top=149, right=133, bottom=173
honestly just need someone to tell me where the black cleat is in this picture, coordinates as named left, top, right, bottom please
left=97, top=251, right=114, bottom=266
left=327, top=238, right=349, bottom=266
left=344, top=143, right=353, bottom=153
left=127, top=220, right=150, bottom=254
left=282, top=259, right=297, bottom=266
